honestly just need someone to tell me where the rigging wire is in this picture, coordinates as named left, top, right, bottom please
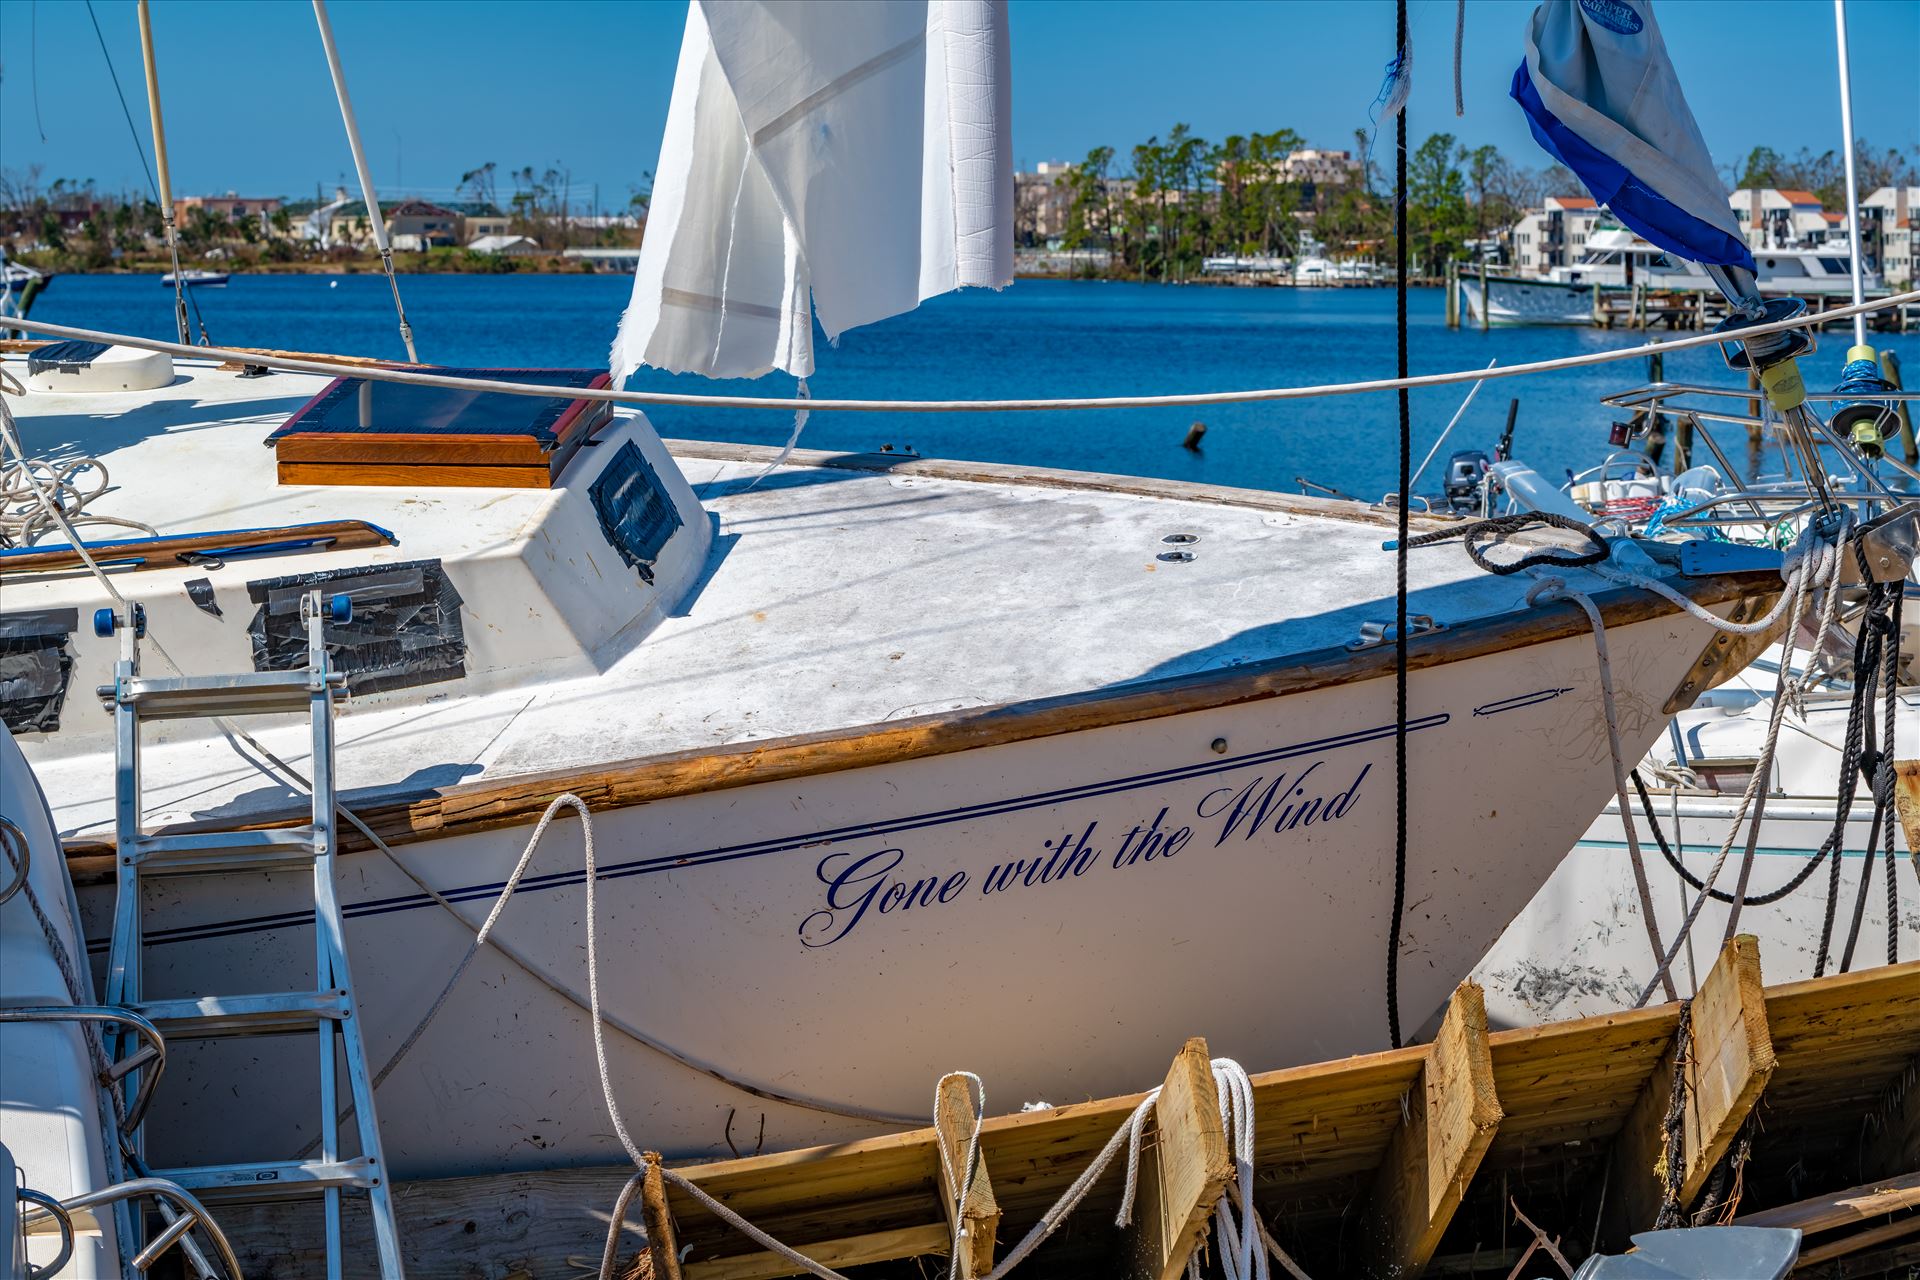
left=82, top=0, right=213, bottom=345
left=30, top=1, right=48, bottom=142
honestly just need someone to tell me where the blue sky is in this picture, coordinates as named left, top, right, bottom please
left=2, top=0, right=1914, bottom=206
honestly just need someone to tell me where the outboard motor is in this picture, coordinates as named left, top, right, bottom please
left=1441, top=450, right=1492, bottom=513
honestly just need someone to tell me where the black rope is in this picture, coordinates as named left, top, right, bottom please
left=1629, top=770, right=1833, bottom=907
left=1386, top=0, right=1410, bottom=1051
left=1404, top=511, right=1610, bottom=577
left=1817, top=539, right=1901, bottom=977
left=1887, top=582, right=1903, bottom=967
left=1653, top=1002, right=1693, bottom=1231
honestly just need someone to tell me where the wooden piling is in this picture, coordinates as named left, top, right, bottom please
left=1477, top=264, right=1489, bottom=332
left=1444, top=261, right=1459, bottom=329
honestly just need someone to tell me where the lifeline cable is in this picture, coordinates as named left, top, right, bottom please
left=5, top=294, right=1916, bottom=415
left=1387, top=0, right=1411, bottom=1050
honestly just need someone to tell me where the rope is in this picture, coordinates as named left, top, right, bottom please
left=1529, top=575, right=1677, bottom=1001
left=6, top=294, right=1918, bottom=414
left=1628, top=770, right=1835, bottom=906
left=0, top=454, right=157, bottom=548
left=1630, top=527, right=1842, bottom=1007
left=1652, top=1002, right=1693, bottom=1230
left=1388, top=0, right=1411, bottom=1054
left=614, top=1058, right=1314, bottom=1280
left=936, top=1071, right=986, bottom=1280
left=1405, top=511, right=1610, bottom=576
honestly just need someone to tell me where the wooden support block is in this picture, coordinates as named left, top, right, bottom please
left=642, top=1154, right=687, bottom=1280
left=682, top=1224, right=951, bottom=1280
left=935, top=1075, right=1000, bottom=1278
left=1736, top=1169, right=1920, bottom=1235
left=1357, top=981, right=1503, bottom=1279
left=1121, top=1037, right=1231, bottom=1280
left=1600, top=936, right=1774, bottom=1248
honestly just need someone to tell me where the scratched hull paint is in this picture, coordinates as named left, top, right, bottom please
left=1478, top=801, right=1909, bottom=1029
left=84, top=604, right=1730, bottom=1179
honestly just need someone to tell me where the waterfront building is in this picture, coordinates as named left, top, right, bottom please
left=1509, top=195, right=1602, bottom=271
left=467, top=233, right=541, bottom=256
left=1862, top=185, right=1917, bottom=286
left=1727, top=187, right=1830, bottom=250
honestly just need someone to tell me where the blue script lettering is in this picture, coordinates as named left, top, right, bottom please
left=1197, top=762, right=1370, bottom=846
left=800, top=849, right=971, bottom=948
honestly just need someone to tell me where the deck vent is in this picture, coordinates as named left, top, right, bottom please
left=590, top=442, right=683, bottom=585
left=247, top=560, right=465, bottom=694
left=0, top=608, right=79, bottom=733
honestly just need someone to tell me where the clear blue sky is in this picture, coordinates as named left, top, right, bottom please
left=2, top=0, right=1914, bottom=206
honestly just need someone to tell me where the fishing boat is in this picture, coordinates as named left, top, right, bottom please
left=1459, top=226, right=1887, bottom=325
left=157, top=269, right=227, bottom=287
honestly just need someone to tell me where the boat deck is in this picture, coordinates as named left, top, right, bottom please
left=7, top=355, right=1649, bottom=840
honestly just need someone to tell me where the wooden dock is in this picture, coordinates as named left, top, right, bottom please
left=207, top=937, right=1920, bottom=1278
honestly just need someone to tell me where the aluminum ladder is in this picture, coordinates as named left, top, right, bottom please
left=96, top=590, right=405, bottom=1279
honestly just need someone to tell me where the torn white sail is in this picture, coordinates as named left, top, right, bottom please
left=612, top=0, right=1014, bottom=383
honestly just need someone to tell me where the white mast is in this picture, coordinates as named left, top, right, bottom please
left=136, top=0, right=190, bottom=346
left=1833, top=0, right=1868, bottom=349
left=312, top=0, right=420, bottom=363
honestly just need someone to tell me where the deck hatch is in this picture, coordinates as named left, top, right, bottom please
left=246, top=560, right=465, bottom=694
left=0, top=608, right=79, bottom=733
left=267, top=369, right=613, bottom=489
left=590, top=442, right=682, bottom=584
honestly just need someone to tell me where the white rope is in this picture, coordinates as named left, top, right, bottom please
left=1527, top=573, right=1679, bottom=1002
left=0, top=454, right=157, bottom=548
left=1628, top=528, right=1842, bottom=1006
left=936, top=1071, right=986, bottom=1280
left=5, top=293, right=1917, bottom=414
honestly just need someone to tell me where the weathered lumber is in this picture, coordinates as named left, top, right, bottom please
left=1795, top=1213, right=1920, bottom=1267
left=935, top=1075, right=1000, bottom=1278
left=1357, top=982, right=1503, bottom=1279
left=682, top=1224, right=951, bottom=1280
left=1599, top=936, right=1773, bottom=1247
left=1735, top=1169, right=1920, bottom=1235
left=1120, top=1038, right=1231, bottom=1280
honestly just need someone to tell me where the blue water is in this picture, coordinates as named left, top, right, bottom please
left=33, top=273, right=1920, bottom=499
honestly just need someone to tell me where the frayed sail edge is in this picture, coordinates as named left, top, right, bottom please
left=746, top=376, right=811, bottom=489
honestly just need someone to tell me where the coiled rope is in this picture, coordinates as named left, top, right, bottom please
left=1403, top=511, right=1611, bottom=576
left=0, top=453, right=157, bottom=548
left=4, top=295, right=1918, bottom=414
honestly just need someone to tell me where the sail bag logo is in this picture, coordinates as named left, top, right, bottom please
left=1576, top=0, right=1643, bottom=35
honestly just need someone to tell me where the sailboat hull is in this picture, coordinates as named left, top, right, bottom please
left=96, top=600, right=1743, bottom=1178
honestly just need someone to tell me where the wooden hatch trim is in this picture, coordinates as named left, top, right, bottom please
left=63, top=565, right=1778, bottom=872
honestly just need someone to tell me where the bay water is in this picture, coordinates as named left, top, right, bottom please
left=33, top=272, right=1920, bottom=500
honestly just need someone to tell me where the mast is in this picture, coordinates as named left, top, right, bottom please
left=136, top=0, right=190, bottom=346
left=1833, top=0, right=1868, bottom=348
left=312, top=0, right=420, bottom=363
